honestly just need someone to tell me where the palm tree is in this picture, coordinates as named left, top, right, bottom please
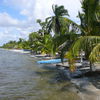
left=29, top=32, right=42, bottom=50
left=67, top=36, right=100, bottom=71
left=36, top=34, right=55, bottom=55
left=66, top=0, right=100, bottom=72
left=79, top=0, right=100, bottom=36
left=37, top=19, right=49, bottom=36
left=29, top=32, right=55, bottom=55
left=46, top=5, right=69, bottom=35
left=53, top=32, right=79, bottom=61
left=45, top=5, right=80, bottom=59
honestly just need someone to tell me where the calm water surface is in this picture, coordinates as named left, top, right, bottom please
left=0, top=49, right=80, bottom=100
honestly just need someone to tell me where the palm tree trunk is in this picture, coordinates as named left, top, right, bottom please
left=90, top=61, right=93, bottom=72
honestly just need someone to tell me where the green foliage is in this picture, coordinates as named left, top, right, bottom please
left=2, top=41, right=17, bottom=49
left=79, top=0, right=100, bottom=35
left=1, top=2, right=100, bottom=70
left=67, top=36, right=100, bottom=60
left=29, top=31, right=56, bottom=55
left=2, top=38, right=30, bottom=50
left=46, top=5, right=69, bottom=35
left=89, top=43, right=100, bottom=62
left=65, top=0, right=100, bottom=71
left=37, top=19, right=49, bottom=35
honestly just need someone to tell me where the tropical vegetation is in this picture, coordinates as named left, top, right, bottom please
left=66, top=0, right=100, bottom=71
left=2, top=0, right=100, bottom=72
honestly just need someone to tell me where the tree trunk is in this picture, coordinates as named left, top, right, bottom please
left=90, top=62, right=93, bottom=72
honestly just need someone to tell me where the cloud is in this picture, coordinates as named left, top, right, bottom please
left=0, top=30, right=20, bottom=45
left=34, top=0, right=54, bottom=19
left=0, top=12, right=20, bottom=27
left=4, top=0, right=35, bottom=9
left=0, top=12, right=35, bottom=28
left=0, top=26, right=34, bottom=45
left=34, top=0, right=82, bottom=20
left=3, top=0, right=82, bottom=20
left=0, top=0, right=82, bottom=45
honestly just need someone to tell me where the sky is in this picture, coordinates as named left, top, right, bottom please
left=0, top=0, right=82, bottom=46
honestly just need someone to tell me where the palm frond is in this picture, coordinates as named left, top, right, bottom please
left=68, top=36, right=100, bottom=58
left=80, top=0, right=100, bottom=35
left=89, top=43, right=100, bottom=62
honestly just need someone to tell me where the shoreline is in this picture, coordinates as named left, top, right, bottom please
left=45, top=63, right=100, bottom=100
left=8, top=49, right=31, bottom=54
left=57, top=63, right=100, bottom=100
left=5, top=49, right=100, bottom=100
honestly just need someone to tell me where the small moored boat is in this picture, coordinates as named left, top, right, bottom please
left=37, top=59, right=67, bottom=64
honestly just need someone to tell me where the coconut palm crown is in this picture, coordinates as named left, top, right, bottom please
left=46, top=5, right=69, bottom=35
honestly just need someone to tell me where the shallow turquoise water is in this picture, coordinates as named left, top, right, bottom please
left=0, top=49, right=80, bottom=100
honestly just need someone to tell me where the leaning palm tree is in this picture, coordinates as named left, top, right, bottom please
left=46, top=5, right=80, bottom=57
left=34, top=34, right=56, bottom=55
left=29, top=31, right=56, bottom=55
left=66, top=0, right=100, bottom=72
left=46, top=5, right=69, bottom=35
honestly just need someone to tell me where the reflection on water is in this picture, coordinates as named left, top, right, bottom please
left=0, top=49, right=81, bottom=100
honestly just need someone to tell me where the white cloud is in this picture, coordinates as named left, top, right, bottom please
left=20, top=9, right=29, bottom=16
left=4, top=0, right=82, bottom=20
left=0, top=12, right=36, bottom=29
left=0, top=0, right=82, bottom=45
left=33, top=0, right=82, bottom=24
left=0, top=30, right=20, bottom=45
left=0, top=12, right=19, bottom=27
left=4, top=0, right=35, bottom=9
left=34, top=0, right=54, bottom=19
